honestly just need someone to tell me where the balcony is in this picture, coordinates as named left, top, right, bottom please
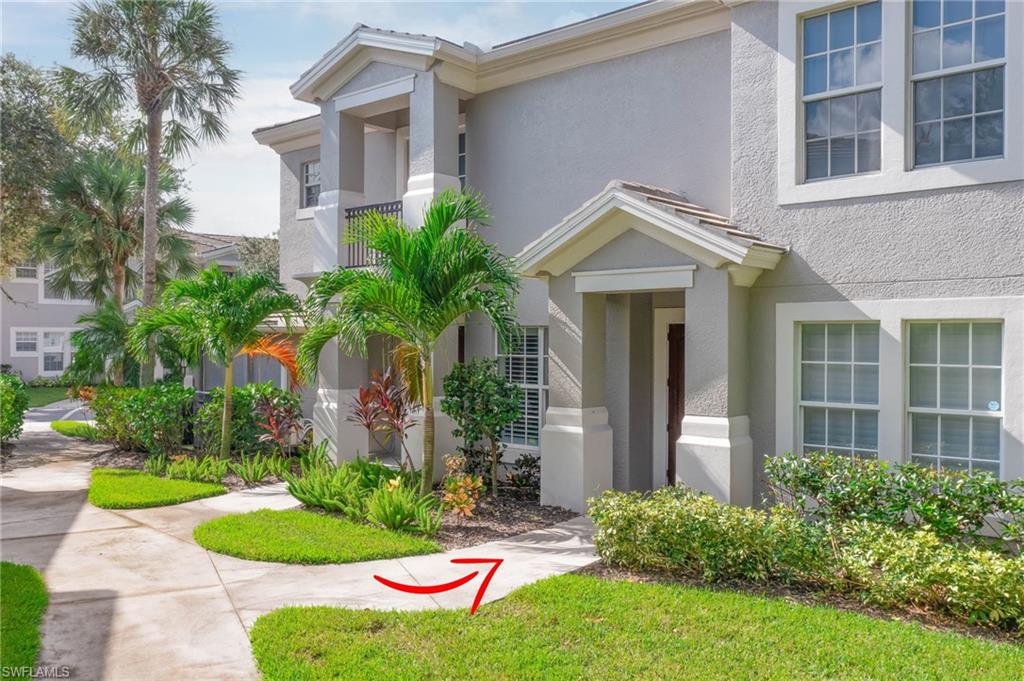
left=344, top=200, right=402, bottom=268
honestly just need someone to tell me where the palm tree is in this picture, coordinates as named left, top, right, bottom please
left=64, top=301, right=189, bottom=387
left=298, top=190, right=520, bottom=495
left=130, top=264, right=299, bottom=459
left=59, top=0, right=241, bottom=384
left=36, top=150, right=196, bottom=311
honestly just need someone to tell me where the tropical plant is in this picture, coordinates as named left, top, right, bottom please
left=441, top=453, right=484, bottom=518
left=366, top=478, right=443, bottom=536
left=0, top=374, right=29, bottom=444
left=194, top=381, right=300, bottom=457
left=130, top=264, right=299, bottom=458
left=63, top=302, right=189, bottom=388
left=442, top=359, right=522, bottom=496
left=506, top=452, right=541, bottom=498
left=284, top=465, right=365, bottom=521
left=59, top=0, right=241, bottom=384
left=264, top=455, right=293, bottom=480
left=299, top=190, right=520, bottom=494
left=348, top=368, right=417, bottom=467
left=230, top=454, right=270, bottom=484
left=143, top=454, right=169, bottom=477
left=35, top=150, right=196, bottom=312
left=166, top=455, right=228, bottom=483
left=255, top=390, right=303, bottom=456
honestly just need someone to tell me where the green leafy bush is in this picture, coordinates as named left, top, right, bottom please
left=285, top=465, right=365, bottom=521
left=166, top=455, right=229, bottom=483
left=590, top=486, right=829, bottom=583
left=231, top=454, right=271, bottom=484
left=143, top=454, right=169, bottom=477
left=366, top=480, right=442, bottom=536
left=195, top=382, right=300, bottom=457
left=25, top=375, right=69, bottom=388
left=91, top=383, right=194, bottom=454
left=264, top=455, right=293, bottom=479
left=765, top=452, right=1021, bottom=544
left=835, top=522, right=1024, bottom=629
left=0, top=374, right=29, bottom=444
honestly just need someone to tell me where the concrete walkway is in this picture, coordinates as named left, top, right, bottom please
left=1, top=432, right=597, bottom=681
left=22, top=399, right=95, bottom=433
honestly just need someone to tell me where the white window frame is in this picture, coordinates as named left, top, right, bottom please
left=9, top=327, right=79, bottom=377
left=39, top=262, right=91, bottom=306
left=775, top=297, right=1023, bottom=481
left=906, top=320, right=1004, bottom=473
left=12, top=262, right=38, bottom=281
left=301, top=160, right=321, bottom=209
left=495, top=326, right=548, bottom=451
left=797, top=322, right=881, bottom=458
left=777, top=0, right=1023, bottom=204
left=458, top=131, right=467, bottom=189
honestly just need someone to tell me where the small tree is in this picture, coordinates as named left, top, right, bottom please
left=441, top=359, right=522, bottom=497
left=347, top=368, right=417, bottom=469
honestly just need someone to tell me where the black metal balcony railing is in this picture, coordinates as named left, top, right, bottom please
left=344, top=200, right=402, bottom=268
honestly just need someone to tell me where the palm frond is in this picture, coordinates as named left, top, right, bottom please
left=239, top=335, right=301, bottom=388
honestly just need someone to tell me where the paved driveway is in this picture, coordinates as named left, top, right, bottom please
left=1, top=431, right=597, bottom=680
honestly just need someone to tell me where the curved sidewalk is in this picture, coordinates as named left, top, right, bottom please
left=0, top=432, right=597, bottom=681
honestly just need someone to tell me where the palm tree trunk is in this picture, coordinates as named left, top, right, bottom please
left=111, top=261, right=126, bottom=387
left=419, top=354, right=434, bottom=496
left=220, top=360, right=234, bottom=459
left=490, top=441, right=499, bottom=498
left=140, top=106, right=162, bottom=386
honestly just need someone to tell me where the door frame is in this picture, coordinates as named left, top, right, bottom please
left=652, top=307, right=685, bottom=487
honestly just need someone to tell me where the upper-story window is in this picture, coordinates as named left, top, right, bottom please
left=14, top=262, right=37, bottom=279
left=302, top=160, right=320, bottom=208
left=911, top=0, right=1006, bottom=166
left=458, top=132, right=466, bottom=189
left=802, top=1, right=882, bottom=180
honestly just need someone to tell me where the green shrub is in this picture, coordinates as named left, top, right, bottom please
left=92, top=383, right=194, bottom=454
left=0, top=374, right=29, bottom=444
left=835, top=522, right=1024, bottom=629
left=589, top=486, right=830, bottom=583
left=166, top=455, right=229, bottom=483
left=366, top=480, right=443, bottom=536
left=765, top=452, right=1021, bottom=544
left=285, top=465, right=365, bottom=521
left=50, top=420, right=101, bottom=440
left=264, top=455, right=293, bottom=479
left=231, top=453, right=271, bottom=484
left=25, top=375, right=69, bottom=388
left=195, top=382, right=300, bottom=456
left=143, top=454, right=169, bottom=477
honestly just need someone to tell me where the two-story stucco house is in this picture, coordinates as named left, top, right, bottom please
left=254, top=0, right=1023, bottom=513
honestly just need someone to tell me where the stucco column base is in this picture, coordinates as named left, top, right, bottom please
left=312, top=388, right=371, bottom=465
left=676, top=415, right=753, bottom=506
left=540, top=407, right=613, bottom=514
left=402, top=173, right=461, bottom=227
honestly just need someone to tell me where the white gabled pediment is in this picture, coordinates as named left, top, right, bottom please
left=516, top=181, right=786, bottom=287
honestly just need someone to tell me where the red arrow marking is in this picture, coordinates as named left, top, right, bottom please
left=373, top=557, right=503, bottom=615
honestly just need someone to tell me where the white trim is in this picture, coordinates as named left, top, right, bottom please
left=572, top=265, right=696, bottom=294
left=652, top=307, right=685, bottom=487
left=777, top=0, right=1023, bottom=204
left=774, top=296, right=1024, bottom=481
left=516, top=182, right=783, bottom=280
left=295, top=207, right=315, bottom=221
left=332, top=73, right=416, bottom=112
left=252, top=115, right=320, bottom=153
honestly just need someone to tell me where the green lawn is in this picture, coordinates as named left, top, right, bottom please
left=88, top=468, right=225, bottom=509
left=251, top=574, right=1024, bottom=681
left=193, top=509, right=441, bottom=564
left=0, top=562, right=48, bottom=671
left=51, top=420, right=101, bottom=440
left=26, top=386, right=67, bottom=408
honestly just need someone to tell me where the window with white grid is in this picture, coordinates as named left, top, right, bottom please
left=908, top=321, right=1002, bottom=474
left=15, top=331, right=37, bottom=353
left=302, top=161, right=320, bottom=208
left=496, top=326, right=548, bottom=448
left=801, top=1, right=882, bottom=181
left=457, top=132, right=466, bottom=189
left=14, top=262, right=37, bottom=279
left=910, top=0, right=1006, bottom=166
left=42, top=331, right=65, bottom=373
left=799, top=322, right=880, bottom=458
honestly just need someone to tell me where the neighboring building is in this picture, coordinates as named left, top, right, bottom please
left=1, top=231, right=282, bottom=388
left=254, top=0, right=1023, bottom=512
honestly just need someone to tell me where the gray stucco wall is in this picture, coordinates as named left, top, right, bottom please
left=1, top=278, right=93, bottom=379
left=467, top=29, right=732, bottom=325
left=729, top=1, right=1024, bottom=496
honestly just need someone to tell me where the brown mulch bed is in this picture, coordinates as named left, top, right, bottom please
left=434, top=493, right=578, bottom=550
left=577, top=561, right=1022, bottom=646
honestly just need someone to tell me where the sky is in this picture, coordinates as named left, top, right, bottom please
left=2, top=0, right=635, bottom=237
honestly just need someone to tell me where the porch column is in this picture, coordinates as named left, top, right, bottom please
left=540, top=274, right=613, bottom=512
left=402, top=71, right=460, bottom=227
left=311, top=104, right=369, bottom=463
left=401, top=71, right=461, bottom=481
left=676, top=268, right=753, bottom=506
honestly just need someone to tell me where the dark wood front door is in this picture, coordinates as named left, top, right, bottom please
left=667, top=323, right=685, bottom=485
